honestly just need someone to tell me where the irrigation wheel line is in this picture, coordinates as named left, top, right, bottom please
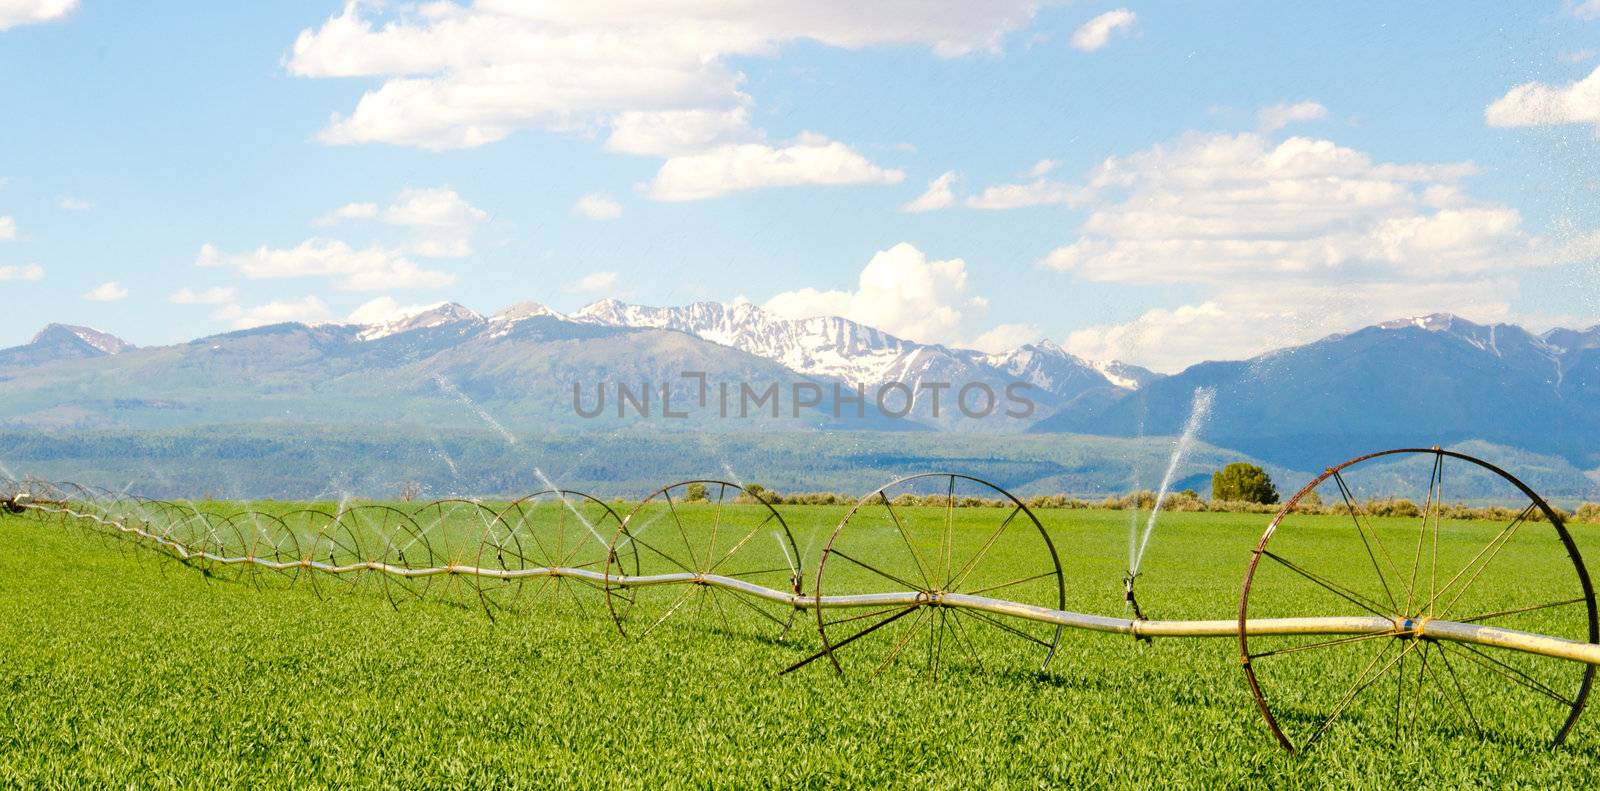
left=1239, top=448, right=1599, bottom=752
left=475, top=489, right=635, bottom=623
left=789, top=473, right=1066, bottom=679
left=603, top=480, right=804, bottom=642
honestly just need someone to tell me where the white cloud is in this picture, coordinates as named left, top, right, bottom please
left=1569, top=0, right=1600, bottom=21
left=606, top=107, right=757, bottom=156
left=82, top=281, right=128, bottom=302
left=287, top=1, right=1048, bottom=150
left=645, top=134, right=904, bottom=201
left=1041, top=132, right=1503, bottom=284
left=380, top=187, right=487, bottom=258
left=57, top=196, right=91, bottom=211
left=1037, top=129, right=1564, bottom=371
left=1069, top=9, right=1136, bottom=52
left=1560, top=49, right=1595, bottom=64
left=313, top=201, right=378, bottom=225
left=570, top=271, right=619, bottom=293
left=196, top=239, right=455, bottom=291
left=970, top=323, right=1042, bottom=353
left=0, top=0, right=76, bottom=31
left=1257, top=100, right=1329, bottom=132
left=1024, top=159, right=1060, bottom=178
left=312, top=188, right=487, bottom=257
left=212, top=296, right=332, bottom=329
left=345, top=295, right=430, bottom=325
left=764, top=242, right=980, bottom=345
left=573, top=192, right=623, bottom=220
left=168, top=286, right=237, bottom=305
left=0, top=263, right=43, bottom=281
left=0, top=216, right=15, bottom=240
left=966, top=178, right=1091, bottom=210
left=1485, top=64, right=1600, bottom=129
left=900, top=171, right=959, bottom=213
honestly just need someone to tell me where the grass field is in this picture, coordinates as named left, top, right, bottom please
left=4, top=493, right=1600, bottom=788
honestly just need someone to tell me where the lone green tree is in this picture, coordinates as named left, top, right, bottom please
left=1211, top=463, right=1279, bottom=504
left=684, top=482, right=708, bottom=502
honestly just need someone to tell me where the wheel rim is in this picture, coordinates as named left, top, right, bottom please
left=606, top=481, right=801, bottom=641
left=475, top=490, right=630, bottom=622
left=801, top=474, right=1064, bottom=679
left=1240, top=448, right=1598, bottom=752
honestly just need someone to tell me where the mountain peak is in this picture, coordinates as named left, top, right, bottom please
left=357, top=302, right=483, bottom=342
left=1378, top=313, right=1472, bottom=332
left=491, top=301, right=563, bottom=323
left=32, top=323, right=132, bottom=355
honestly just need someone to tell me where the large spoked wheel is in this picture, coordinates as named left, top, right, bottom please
left=475, top=490, right=632, bottom=622
left=795, top=474, right=1064, bottom=679
left=1240, top=448, right=1598, bottom=752
left=385, top=500, right=500, bottom=611
left=605, top=481, right=802, bottom=642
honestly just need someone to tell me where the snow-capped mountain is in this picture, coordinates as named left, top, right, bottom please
left=358, top=302, right=485, bottom=342
left=0, top=323, right=132, bottom=370
left=567, top=298, right=1151, bottom=404
left=1033, top=312, right=1600, bottom=471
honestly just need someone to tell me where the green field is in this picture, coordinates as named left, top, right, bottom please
left=3, top=494, right=1600, bottom=788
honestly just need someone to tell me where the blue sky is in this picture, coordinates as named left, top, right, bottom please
left=2, top=1, right=1599, bottom=370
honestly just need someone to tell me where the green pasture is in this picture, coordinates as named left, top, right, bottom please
left=3, top=494, right=1599, bottom=788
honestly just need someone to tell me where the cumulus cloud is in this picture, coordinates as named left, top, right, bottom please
left=379, top=187, right=488, bottom=257
left=573, top=192, right=623, bottom=220
left=212, top=296, right=333, bottom=329
left=764, top=242, right=981, bottom=345
left=313, top=202, right=378, bottom=225
left=970, top=323, right=1043, bottom=353
left=1485, top=64, right=1600, bottom=130
left=0, top=0, right=76, bottom=31
left=966, top=178, right=1092, bottom=210
left=1035, top=129, right=1563, bottom=371
left=82, top=281, right=128, bottom=302
left=1069, top=9, right=1136, bottom=52
left=345, top=295, right=432, bottom=325
left=1257, top=100, right=1329, bottom=132
left=570, top=271, right=619, bottom=293
left=0, top=216, right=15, bottom=240
left=313, top=187, right=487, bottom=257
left=606, top=107, right=758, bottom=156
left=0, top=263, right=43, bottom=281
left=57, top=197, right=91, bottom=211
left=645, top=134, right=904, bottom=201
left=287, top=1, right=1045, bottom=151
left=196, top=239, right=454, bottom=291
left=900, top=171, right=959, bottom=213
left=168, top=286, right=237, bottom=305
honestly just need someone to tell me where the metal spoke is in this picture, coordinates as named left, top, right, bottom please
left=1434, top=643, right=1485, bottom=738
left=663, top=490, right=699, bottom=570
left=1304, top=639, right=1417, bottom=750
left=782, top=606, right=918, bottom=675
left=830, top=549, right=929, bottom=594
left=872, top=608, right=932, bottom=676
left=1261, top=551, right=1393, bottom=618
left=963, top=609, right=1055, bottom=650
left=1453, top=642, right=1575, bottom=708
left=1248, top=630, right=1396, bottom=660
left=1456, top=597, right=1588, bottom=625
left=962, top=569, right=1059, bottom=597
left=721, top=585, right=792, bottom=630
left=1429, top=503, right=1536, bottom=617
left=1405, top=452, right=1442, bottom=614
left=947, top=506, right=1023, bottom=592
left=942, top=475, right=956, bottom=589
left=706, top=512, right=778, bottom=575
left=1331, top=471, right=1402, bottom=612
left=637, top=584, right=698, bottom=639
left=949, top=610, right=985, bottom=673
left=880, top=497, right=936, bottom=591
